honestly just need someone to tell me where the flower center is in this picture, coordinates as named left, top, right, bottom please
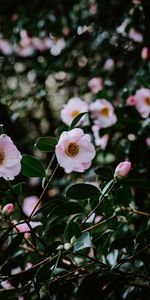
left=0, top=150, right=5, bottom=164
left=100, top=107, right=109, bottom=117
left=71, top=110, right=80, bottom=119
left=144, top=97, right=150, bottom=106
left=65, top=142, right=79, bottom=156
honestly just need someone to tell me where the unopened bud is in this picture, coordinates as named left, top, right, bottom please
left=2, top=203, right=14, bottom=216
left=114, top=161, right=132, bottom=179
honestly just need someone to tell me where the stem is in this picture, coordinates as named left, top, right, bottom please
left=29, top=163, right=59, bottom=219
left=122, top=206, right=150, bottom=217
left=82, top=215, right=116, bottom=233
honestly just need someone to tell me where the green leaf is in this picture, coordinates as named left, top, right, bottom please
left=0, top=234, right=24, bottom=265
left=64, top=220, right=81, bottom=242
left=10, top=182, right=25, bottom=198
left=35, top=136, right=58, bottom=152
left=110, top=236, right=134, bottom=250
left=95, top=166, right=114, bottom=180
left=70, top=112, right=87, bottom=129
left=48, top=201, right=84, bottom=217
left=66, top=183, right=101, bottom=200
left=55, top=124, right=69, bottom=137
left=115, top=186, right=132, bottom=205
left=21, top=154, right=46, bottom=177
left=136, top=229, right=150, bottom=243
left=95, top=230, right=114, bottom=258
left=73, top=232, right=92, bottom=252
left=101, top=180, right=114, bottom=195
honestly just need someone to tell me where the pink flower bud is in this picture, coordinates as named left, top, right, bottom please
left=114, top=161, right=132, bottom=179
left=126, top=96, right=136, bottom=106
left=2, top=203, right=14, bottom=215
left=141, top=47, right=150, bottom=60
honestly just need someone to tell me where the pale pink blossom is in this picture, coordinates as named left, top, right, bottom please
left=1, top=280, right=13, bottom=290
left=134, top=88, right=150, bottom=118
left=92, top=124, right=109, bottom=149
left=126, top=95, right=136, bottom=106
left=90, top=99, right=117, bottom=128
left=15, top=45, right=34, bottom=57
left=114, top=161, right=132, bottom=179
left=0, top=134, right=22, bottom=180
left=22, top=195, right=39, bottom=216
left=129, top=28, right=143, bottom=43
left=2, top=203, right=14, bottom=215
left=0, top=39, right=13, bottom=55
left=60, top=97, right=88, bottom=126
left=146, top=137, right=150, bottom=147
left=50, top=38, right=65, bottom=56
left=32, top=37, right=46, bottom=52
left=15, top=221, right=42, bottom=233
left=141, top=47, right=150, bottom=60
left=88, top=77, right=104, bottom=94
left=103, top=59, right=115, bottom=71
left=55, top=128, right=95, bottom=173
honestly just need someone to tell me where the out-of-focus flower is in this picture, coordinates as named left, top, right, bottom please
left=60, top=97, right=88, bottom=126
left=32, top=37, right=46, bottom=52
left=146, top=137, right=150, bottom=148
left=141, top=47, right=150, bottom=60
left=22, top=195, right=39, bottom=216
left=134, top=88, right=150, bottom=118
left=0, top=134, right=22, bottom=180
left=2, top=203, right=14, bottom=215
left=0, top=39, right=13, bottom=55
left=50, top=38, right=65, bottom=56
left=92, top=124, right=109, bottom=149
left=103, top=58, right=115, bottom=71
left=128, top=28, right=143, bottom=43
left=88, top=77, right=103, bottom=94
left=14, top=220, right=42, bottom=239
left=55, top=128, right=95, bottom=173
left=89, top=1, right=97, bottom=15
left=114, top=161, right=132, bottom=179
left=90, top=99, right=117, bottom=128
left=1, top=280, right=13, bottom=290
left=126, top=95, right=136, bottom=106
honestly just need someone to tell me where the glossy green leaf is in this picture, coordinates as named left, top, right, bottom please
left=48, top=201, right=84, bottom=217
left=21, top=154, right=46, bottom=177
left=70, top=112, right=87, bottom=129
left=73, top=232, right=92, bottom=252
left=66, top=183, right=101, bottom=200
left=64, top=220, right=81, bottom=242
left=0, top=234, right=24, bottom=265
left=35, top=136, right=58, bottom=152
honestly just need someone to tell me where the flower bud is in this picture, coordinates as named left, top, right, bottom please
left=2, top=203, right=14, bottom=215
left=114, top=161, right=131, bottom=179
left=64, top=243, right=72, bottom=251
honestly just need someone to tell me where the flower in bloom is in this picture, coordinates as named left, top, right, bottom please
left=2, top=203, right=14, bottom=215
left=88, top=77, right=103, bottom=94
left=90, top=99, right=117, bottom=128
left=126, top=96, right=136, bottom=106
left=60, top=97, right=88, bottom=126
left=0, top=134, right=22, bottom=180
left=114, top=161, right=132, bottom=179
left=55, top=128, right=95, bottom=173
left=134, top=88, right=150, bottom=118
left=22, top=195, right=39, bottom=216
left=92, top=125, right=109, bottom=149
left=14, top=220, right=42, bottom=239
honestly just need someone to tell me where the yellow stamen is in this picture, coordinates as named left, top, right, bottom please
left=71, top=110, right=80, bottom=119
left=65, top=142, right=79, bottom=156
left=144, top=97, right=150, bottom=106
left=100, top=107, right=109, bottom=117
left=0, top=150, right=5, bottom=164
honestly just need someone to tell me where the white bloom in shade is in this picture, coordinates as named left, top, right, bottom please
left=88, top=77, right=103, bottom=94
left=60, top=97, right=88, bottom=126
left=22, top=195, right=39, bottom=216
left=90, top=99, right=117, bottom=128
left=55, top=128, right=95, bottom=173
left=114, top=161, right=132, bottom=179
left=134, top=88, right=150, bottom=118
left=92, top=124, right=109, bottom=149
left=0, top=134, right=22, bottom=180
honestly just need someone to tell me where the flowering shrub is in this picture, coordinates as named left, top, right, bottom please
left=0, top=1, right=150, bottom=300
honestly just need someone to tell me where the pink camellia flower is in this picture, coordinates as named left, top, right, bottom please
left=114, top=161, right=132, bottom=179
left=141, top=47, right=150, bottom=60
left=88, top=77, right=103, bottom=94
left=0, top=134, right=22, bottom=180
left=2, top=203, right=14, bottom=215
left=90, top=99, right=117, bottom=128
left=55, top=128, right=95, bottom=173
left=22, top=195, right=39, bottom=216
left=92, top=124, right=109, bottom=149
left=126, top=95, right=137, bottom=106
left=129, top=28, right=143, bottom=43
left=60, top=97, right=88, bottom=126
left=134, top=88, right=150, bottom=118
left=15, top=220, right=42, bottom=239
